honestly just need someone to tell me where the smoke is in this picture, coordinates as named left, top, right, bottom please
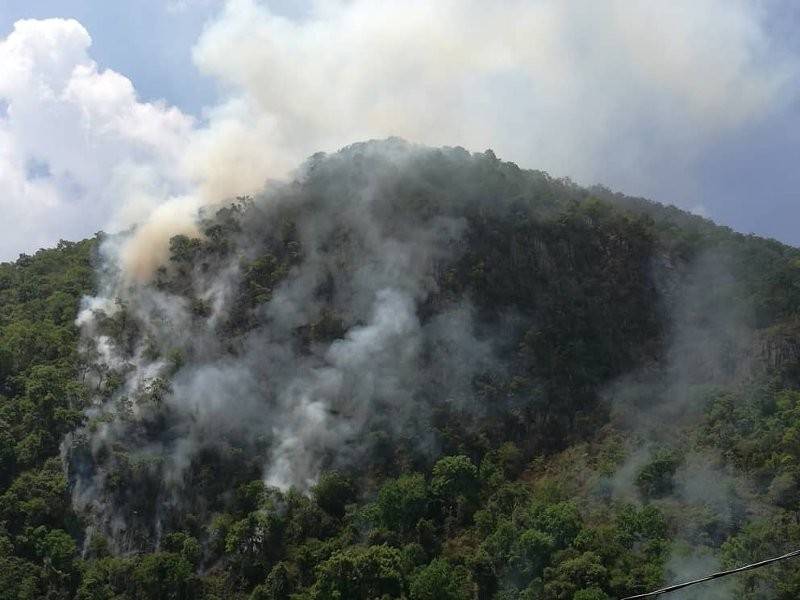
left=64, top=140, right=503, bottom=547
left=2, top=1, right=796, bottom=262
left=610, top=248, right=755, bottom=434
left=264, top=288, right=422, bottom=489
left=600, top=246, right=777, bottom=592
left=193, top=0, right=793, bottom=166
left=665, top=548, right=735, bottom=600
left=115, top=196, right=204, bottom=282
left=62, top=135, right=774, bottom=558
left=185, top=0, right=796, bottom=221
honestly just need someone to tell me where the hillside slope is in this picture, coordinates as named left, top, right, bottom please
left=1, top=139, right=800, bottom=599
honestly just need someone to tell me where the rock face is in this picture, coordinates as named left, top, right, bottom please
left=757, top=320, right=800, bottom=379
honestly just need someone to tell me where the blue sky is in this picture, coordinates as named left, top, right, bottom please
left=0, top=0, right=310, bottom=113
left=0, top=0, right=798, bottom=259
left=0, top=1, right=221, bottom=114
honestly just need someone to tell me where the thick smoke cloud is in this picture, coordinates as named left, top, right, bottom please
left=193, top=0, right=794, bottom=195
left=65, top=141, right=499, bottom=547
left=1, top=1, right=797, bottom=264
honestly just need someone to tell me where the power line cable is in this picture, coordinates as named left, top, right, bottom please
left=620, top=548, right=800, bottom=599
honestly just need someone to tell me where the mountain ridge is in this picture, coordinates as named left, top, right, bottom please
left=0, top=139, right=799, bottom=599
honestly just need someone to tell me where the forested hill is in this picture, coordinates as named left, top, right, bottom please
left=2, top=139, right=800, bottom=599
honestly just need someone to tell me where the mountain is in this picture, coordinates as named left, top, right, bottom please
left=1, top=139, right=800, bottom=599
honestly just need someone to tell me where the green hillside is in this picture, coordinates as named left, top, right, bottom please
left=2, top=139, right=800, bottom=599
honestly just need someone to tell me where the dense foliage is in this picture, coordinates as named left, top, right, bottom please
left=2, top=141, right=800, bottom=599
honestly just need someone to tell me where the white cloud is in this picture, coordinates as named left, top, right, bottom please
left=0, top=2, right=797, bottom=263
left=0, top=18, right=194, bottom=259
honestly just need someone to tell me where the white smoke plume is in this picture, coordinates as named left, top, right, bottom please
left=193, top=0, right=793, bottom=179
left=1, top=1, right=796, bottom=264
left=64, top=141, right=504, bottom=548
left=598, top=246, right=781, bottom=594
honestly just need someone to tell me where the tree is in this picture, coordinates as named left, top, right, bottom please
left=573, top=588, right=610, bottom=600
left=509, top=528, right=554, bottom=583
left=409, top=558, right=476, bottom=600
left=431, top=455, right=479, bottom=528
left=169, top=235, right=202, bottom=264
left=312, top=545, right=406, bottom=600
left=31, top=526, right=77, bottom=573
left=251, top=562, right=292, bottom=600
left=313, top=471, right=357, bottom=518
left=161, top=532, right=201, bottom=567
left=543, top=551, right=607, bottom=600
left=377, top=473, right=429, bottom=534
left=132, top=552, right=193, bottom=600
left=530, top=502, right=582, bottom=549
left=635, top=450, right=680, bottom=499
